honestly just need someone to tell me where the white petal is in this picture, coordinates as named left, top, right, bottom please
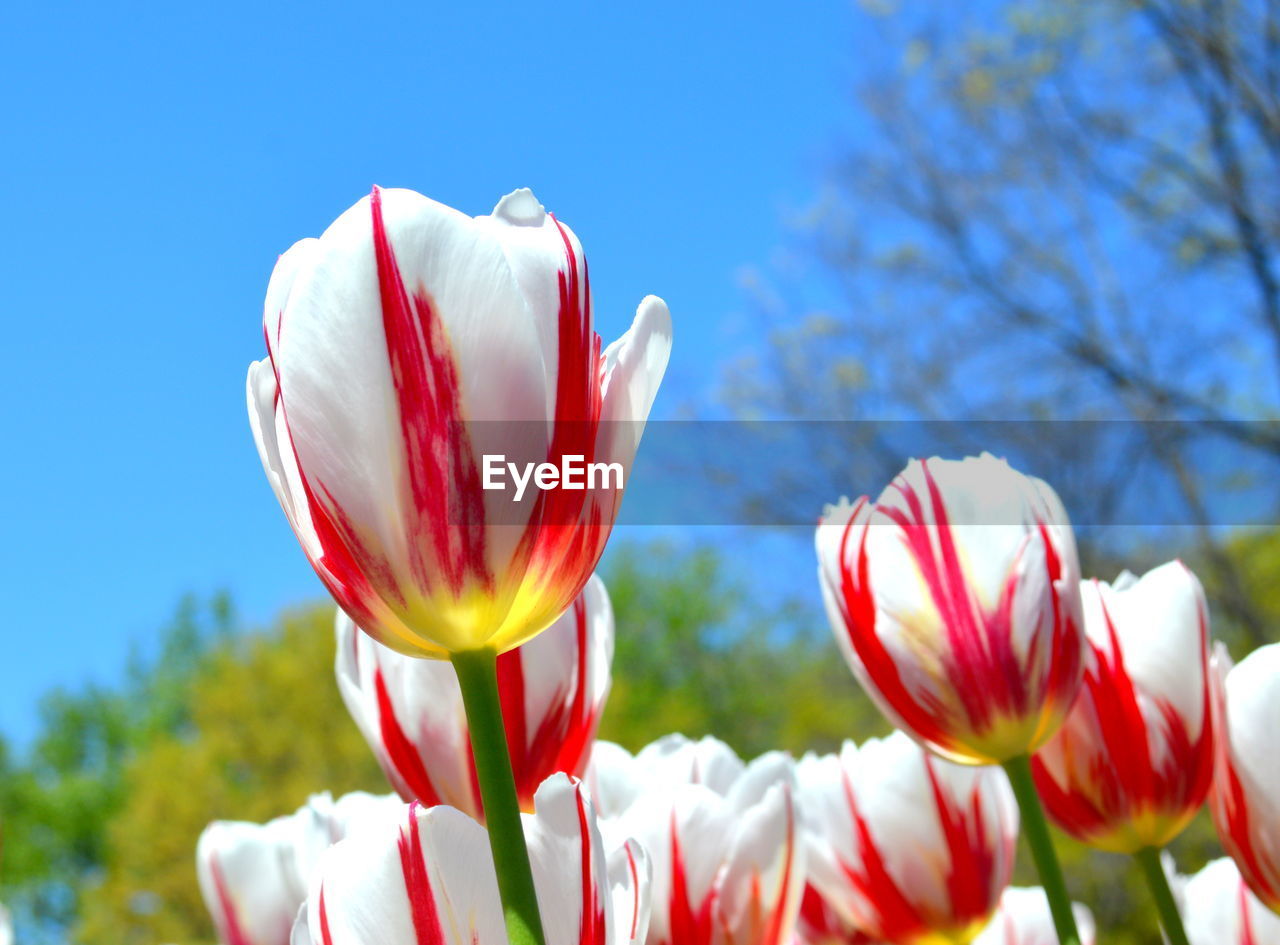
left=1225, top=643, right=1280, bottom=803
left=717, top=783, right=805, bottom=943
left=197, top=820, right=301, bottom=945
left=1088, top=561, right=1209, bottom=736
left=1182, top=858, right=1280, bottom=945
left=585, top=741, right=644, bottom=819
left=595, top=296, right=673, bottom=472
left=973, top=887, right=1096, bottom=945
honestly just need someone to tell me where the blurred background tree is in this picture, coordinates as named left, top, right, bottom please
left=726, top=0, right=1280, bottom=648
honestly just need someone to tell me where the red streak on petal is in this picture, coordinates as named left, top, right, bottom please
left=318, top=886, right=335, bottom=945
left=759, top=788, right=798, bottom=945
left=834, top=500, right=957, bottom=753
left=625, top=842, right=642, bottom=942
left=1214, top=749, right=1280, bottom=910
left=496, top=643, right=530, bottom=807
left=209, top=855, right=256, bottom=945
left=397, top=804, right=446, bottom=945
left=1240, top=878, right=1259, bottom=945
left=265, top=299, right=393, bottom=634
left=370, top=186, right=491, bottom=597
left=667, top=811, right=715, bottom=945
left=836, top=767, right=931, bottom=941
left=1033, top=589, right=1212, bottom=847
left=924, top=756, right=1004, bottom=925
left=576, top=786, right=607, bottom=945
left=522, top=216, right=608, bottom=604
left=510, top=595, right=604, bottom=807
left=374, top=668, right=444, bottom=807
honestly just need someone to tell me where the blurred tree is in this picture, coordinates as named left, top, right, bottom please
left=0, top=594, right=233, bottom=942
left=73, top=604, right=384, bottom=945
left=724, top=0, right=1280, bottom=647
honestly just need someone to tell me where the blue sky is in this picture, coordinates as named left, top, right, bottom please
left=0, top=0, right=862, bottom=741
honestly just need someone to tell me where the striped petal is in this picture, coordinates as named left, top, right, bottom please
left=797, top=733, right=1018, bottom=945
left=816, top=454, right=1085, bottom=765
left=1211, top=643, right=1280, bottom=913
left=1031, top=561, right=1214, bottom=852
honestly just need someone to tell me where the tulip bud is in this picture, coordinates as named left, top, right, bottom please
left=290, top=775, right=650, bottom=945
left=796, top=732, right=1019, bottom=945
left=1172, top=857, right=1280, bottom=945
left=1031, top=562, right=1214, bottom=852
left=197, top=792, right=401, bottom=945
left=816, top=454, right=1085, bottom=765
left=972, top=887, right=1096, bottom=945
left=336, top=574, right=613, bottom=816
left=247, top=187, right=671, bottom=658
left=1211, top=642, right=1280, bottom=914
left=588, top=735, right=804, bottom=945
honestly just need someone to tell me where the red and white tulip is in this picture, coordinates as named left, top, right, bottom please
left=247, top=186, right=671, bottom=658
left=1211, top=642, right=1280, bottom=914
left=197, top=791, right=400, bottom=945
left=290, top=775, right=650, bottom=945
left=1173, top=857, right=1280, bottom=945
left=336, top=574, right=613, bottom=816
left=796, top=732, right=1019, bottom=945
left=972, top=888, right=1096, bottom=945
left=816, top=453, right=1085, bottom=765
left=589, top=736, right=804, bottom=945
left=1031, top=562, right=1214, bottom=852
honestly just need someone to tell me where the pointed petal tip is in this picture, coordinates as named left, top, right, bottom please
left=492, top=188, right=546, bottom=226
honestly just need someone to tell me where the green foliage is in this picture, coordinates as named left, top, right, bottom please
left=73, top=603, right=384, bottom=945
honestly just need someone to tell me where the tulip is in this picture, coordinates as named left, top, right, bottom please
left=1174, top=857, right=1280, bottom=945
left=335, top=574, right=613, bottom=816
left=816, top=454, right=1085, bottom=944
left=248, top=185, right=670, bottom=945
left=289, top=775, right=650, bottom=945
left=971, top=888, right=1095, bottom=945
left=1031, top=562, right=1214, bottom=853
left=588, top=735, right=804, bottom=945
left=197, top=791, right=401, bottom=945
left=815, top=454, right=1084, bottom=766
left=796, top=733, right=1019, bottom=945
left=1211, top=643, right=1280, bottom=914
left=247, top=186, right=671, bottom=659
left=0, top=902, right=11, bottom=945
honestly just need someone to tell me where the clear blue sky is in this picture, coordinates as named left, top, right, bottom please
left=0, top=0, right=861, bottom=741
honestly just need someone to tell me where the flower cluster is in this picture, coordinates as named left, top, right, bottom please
left=193, top=186, right=1280, bottom=945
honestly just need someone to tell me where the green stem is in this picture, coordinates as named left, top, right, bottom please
left=452, top=648, right=546, bottom=945
left=1002, top=755, right=1080, bottom=945
left=1135, top=846, right=1190, bottom=945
